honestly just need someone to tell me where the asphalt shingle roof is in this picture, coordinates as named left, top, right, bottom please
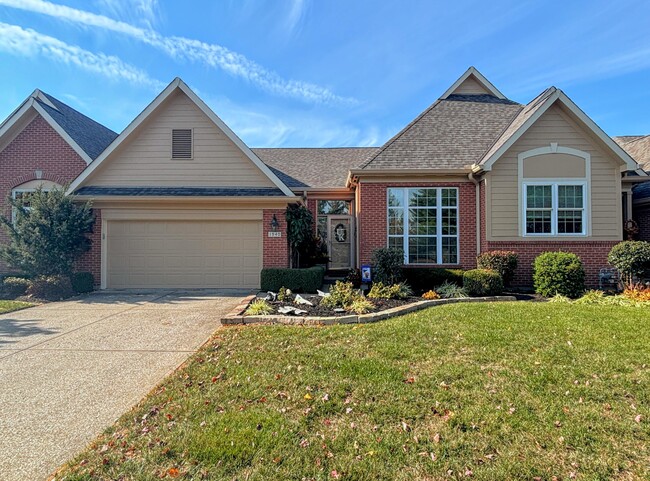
left=253, top=147, right=379, bottom=188
left=614, top=135, right=650, bottom=172
left=37, top=93, right=118, bottom=160
left=361, top=94, right=522, bottom=170
left=74, top=186, right=286, bottom=196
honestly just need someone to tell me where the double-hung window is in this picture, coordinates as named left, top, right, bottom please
left=387, top=187, right=459, bottom=264
left=524, top=182, right=586, bottom=235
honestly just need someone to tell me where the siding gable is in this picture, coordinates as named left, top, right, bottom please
left=86, top=90, right=276, bottom=188
left=449, top=75, right=494, bottom=96
left=487, top=104, right=622, bottom=240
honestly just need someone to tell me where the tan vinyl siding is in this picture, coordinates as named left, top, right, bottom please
left=88, top=91, right=276, bottom=187
left=451, top=76, right=492, bottom=96
left=488, top=104, right=622, bottom=240
left=522, top=153, right=586, bottom=178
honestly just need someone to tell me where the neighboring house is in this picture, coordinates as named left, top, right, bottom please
left=613, top=135, right=650, bottom=241
left=0, top=67, right=648, bottom=289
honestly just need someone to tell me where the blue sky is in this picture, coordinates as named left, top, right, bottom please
left=1, top=0, right=650, bottom=147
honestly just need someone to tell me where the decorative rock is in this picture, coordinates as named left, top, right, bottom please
left=264, top=291, right=277, bottom=302
left=317, top=290, right=330, bottom=297
left=278, top=305, right=307, bottom=316
left=294, top=294, right=314, bottom=306
left=334, top=308, right=346, bottom=313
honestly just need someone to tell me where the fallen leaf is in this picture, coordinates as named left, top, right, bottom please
left=167, top=467, right=180, bottom=478
left=433, top=433, right=441, bottom=444
left=404, top=377, right=415, bottom=384
left=330, top=470, right=341, bottom=479
left=635, top=414, right=643, bottom=423
left=304, top=393, right=313, bottom=400
left=401, top=421, right=411, bottom=432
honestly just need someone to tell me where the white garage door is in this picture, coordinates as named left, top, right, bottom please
left=106, top=220, right=262, bottom=288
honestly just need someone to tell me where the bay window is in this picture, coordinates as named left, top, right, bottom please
left=524, top=182, right=586, bottom=235
left=387, top=187, right=459, bottom=264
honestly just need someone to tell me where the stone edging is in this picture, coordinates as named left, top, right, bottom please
left=221, top=295, right=517, bottom=326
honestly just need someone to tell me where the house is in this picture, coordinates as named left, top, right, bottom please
left=0, top=67, right=648, bottom=289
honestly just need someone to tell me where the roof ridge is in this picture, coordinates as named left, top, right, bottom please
left=360, top=98, right=444, bottom=169
left=252, top=146, right=379, bottom=150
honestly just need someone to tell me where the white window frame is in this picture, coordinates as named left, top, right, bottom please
left=11, top=188, right=42, bottom=222
left=386, top=187, right=460, bottom=265
left=522, top=181, right=588, bottom=236
left=518, top=144, right=591, bottom=237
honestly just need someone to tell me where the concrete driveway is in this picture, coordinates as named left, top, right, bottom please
left=0, top=289, right=250, bottom=481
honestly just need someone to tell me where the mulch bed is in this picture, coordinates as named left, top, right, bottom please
left=260, top=294, right=421, bottom=317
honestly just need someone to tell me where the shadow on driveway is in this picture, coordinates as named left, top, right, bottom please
left=0, top=319, right=59, bottom=347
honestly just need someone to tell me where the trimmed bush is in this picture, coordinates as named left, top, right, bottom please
left=402, top=267, right=464, bottom=294
left=533, top=251, right=585, bottom=298
left=463, top=269, right=504, bottom=297
left=371, top=248, right=404, bottom=285
left=608, top=241, right=650, bottom=286
left=71, top=272, right=94, bottom=294
left=26, top=275, right=74, bottom=301
left=260, top=266, right=325, bottom=293
left=1, top=276, right=30, bottom=298
left=477, top=251, right=518, bottom=286
left=368, top=282, right=412, bottom=300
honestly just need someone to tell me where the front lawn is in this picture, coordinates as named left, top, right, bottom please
left=0, top=300, right=33, bottom=314
left=57, top=303, right=650, bottom=480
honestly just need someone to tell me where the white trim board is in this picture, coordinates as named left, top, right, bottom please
left=0, top=93, right=93, bottom=164
left=479, top=89, right=644, bottom=174
left=67, top=78, right=295, bottom=197
left=517, top=144, right=591, bottom=237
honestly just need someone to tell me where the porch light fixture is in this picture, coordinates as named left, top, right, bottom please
left=270, top=214, right=279, bottom=231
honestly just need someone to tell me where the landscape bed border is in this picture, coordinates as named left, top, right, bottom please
left=222, top=295, right=517, bottom=325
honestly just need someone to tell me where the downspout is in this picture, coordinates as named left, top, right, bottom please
left=468, top=172, right=481, bottom=256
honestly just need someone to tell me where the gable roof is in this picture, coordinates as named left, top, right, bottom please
left=614, top=135, right=650, bottom=172
left=478, top=88, right=644, bottom=174
left=440, top=66, right=506, bottom=100
left=361, top=94, right=521, bottom=171
left=0, top=90, right=117, bottom=164
left=253, top=147, right=379, bottom=189
left=68, top=78, right=295, bottom=197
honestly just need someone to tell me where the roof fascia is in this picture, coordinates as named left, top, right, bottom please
left=478, top=90, right=645, bottom=175
left=439, top=66, right=506, bottom=100
left=72, top=195, right=300, bottom=204
left=0, top=95, right=93, bottom=165
left=176, top=80, right=295, bottom=197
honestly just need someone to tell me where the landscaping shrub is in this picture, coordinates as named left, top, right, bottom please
left=477, top=250, right=518, bottom=286
left=371, top=248, right=404, bottom=285
left=437, top=281, right=468, bottom=299
left=71, top=272, right=94, bottom=294
left=623, top=286, right=650, bottom=302
left=368, top=282, right=412, bottom=300
left=463, top=269, right=504, bottom=297
left=402, top=267, right=464, bottom=294
left=320, top=281, right=359, bottom=309
left=347, top=297, right=374, bottom=314
left=260, top=266, right=325, bottom=293
left=608, top=241, right=650, bottom=287
left=0, top=187, right=94, bottom=277
left=26, top=275, right=74, bottom=301
left=277, top=287, right=292, bottom=302
left=1, top=276, right=30, bottom=298
left=533, top=251, right=585, bottom=298
left=421, top=290, right=440, bottom=300
left=245, top=299, right=273, bottom=315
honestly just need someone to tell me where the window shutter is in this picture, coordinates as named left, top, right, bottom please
left=172, top=129, right=192, bottom=159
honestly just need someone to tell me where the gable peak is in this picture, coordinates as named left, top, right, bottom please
left=440, top=66, right=506, bottom=100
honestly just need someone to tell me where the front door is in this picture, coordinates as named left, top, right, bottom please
left=327, top=216, right=353, bottom=269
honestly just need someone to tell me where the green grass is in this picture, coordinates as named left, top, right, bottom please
left=0, top=300, right=33, bottom=314
left=56, top=302, right=650, bottom=480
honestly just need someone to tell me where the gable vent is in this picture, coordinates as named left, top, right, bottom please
left=172, top=129, right=192, bottom=159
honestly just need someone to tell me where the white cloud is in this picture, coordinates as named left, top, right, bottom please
left=284, top=0, right=308, bottom=35
left=0, top=0, right=355, bottom=105
left=0, top=22, right=165, bottom=90
left=95, top=0, right=161, bottom=28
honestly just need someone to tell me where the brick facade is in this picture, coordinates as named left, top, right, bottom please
left=636, top=206, right=650, bottom=242
left=263, top=209, right=289, bottom=268
left=486, top=240, right=618, bottom=288
left=75, top=210, right=102, bottom=285
left=357, top=181, right=478, bottom=270
left=0, top=114, right=87, bottom=274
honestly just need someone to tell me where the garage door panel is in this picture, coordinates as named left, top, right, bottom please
left=107, top=219, right=262, bottom=288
